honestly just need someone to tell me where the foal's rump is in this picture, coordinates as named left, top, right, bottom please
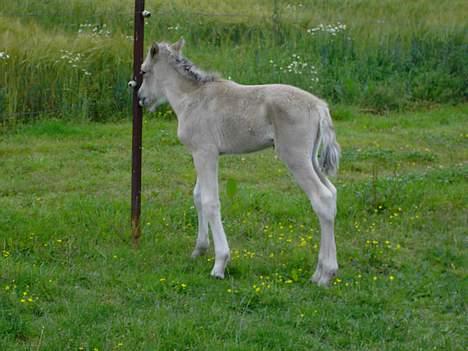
left=262, top=84, right=338, bottom=166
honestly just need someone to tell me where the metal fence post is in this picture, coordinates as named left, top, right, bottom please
left=130, top=0, right=145, bottom=247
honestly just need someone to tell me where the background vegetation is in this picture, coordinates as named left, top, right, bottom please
left=1, top=0, right=467, bottom=127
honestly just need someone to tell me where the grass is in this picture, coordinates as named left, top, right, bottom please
left=1, top=0, right=467, bottom=127
left=1, top=104, right=467, bottom=350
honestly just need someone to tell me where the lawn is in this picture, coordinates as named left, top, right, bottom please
left=0, top=105, right=466, bottom=350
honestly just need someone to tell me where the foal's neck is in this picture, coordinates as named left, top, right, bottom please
left=163, top=72, right=199, bottom=118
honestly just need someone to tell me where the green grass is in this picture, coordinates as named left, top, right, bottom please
left=1, top=0, right=467, bottom=127
left=1, top=105, right=467, bottom=350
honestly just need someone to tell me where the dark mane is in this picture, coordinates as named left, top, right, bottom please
left=173, top=56, right=219, bottom=83
left=162, top=44, right=220, bottom=84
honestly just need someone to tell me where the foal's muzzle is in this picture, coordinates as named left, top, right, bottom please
left=138, top=96, right=159, bottom=112
left=137, top=89, right=145, bottom=107
left=138, top=91, right=149, bottom=108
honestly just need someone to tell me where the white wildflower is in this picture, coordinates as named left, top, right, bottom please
left=307, top=22, right=347, bottom=36
left=0, top=52, right=9, bottom=60
left=168, top=24, right=181, bottom=31
left=77, top=23, right=111, bottom=36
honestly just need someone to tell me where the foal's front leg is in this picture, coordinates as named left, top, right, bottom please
left=192, top=148, right=230, bottom=279
left=191, top=178, right=209, bottom=257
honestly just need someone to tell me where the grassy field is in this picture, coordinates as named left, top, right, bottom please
left=1, top=0, right=467, bottom=127
left=1, top=105, right=467, bottom=350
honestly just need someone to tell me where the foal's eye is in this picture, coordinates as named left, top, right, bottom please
left=140, top=70, right=147, bottom=76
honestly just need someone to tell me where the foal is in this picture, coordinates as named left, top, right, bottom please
left=138, top=39, right=340, bottom=286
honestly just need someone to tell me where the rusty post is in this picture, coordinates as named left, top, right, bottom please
left=131, top=0, right=145, bottom=247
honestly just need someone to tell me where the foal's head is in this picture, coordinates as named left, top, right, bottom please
left=138, top=38, right=219, bottom=112
left=138, top=38, right=185, bottom=111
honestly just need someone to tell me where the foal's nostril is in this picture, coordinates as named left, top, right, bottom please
left=139, top=98, right=146, bottom=107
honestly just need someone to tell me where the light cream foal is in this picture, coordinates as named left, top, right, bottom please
left=138, top=39, right=340, bottom=286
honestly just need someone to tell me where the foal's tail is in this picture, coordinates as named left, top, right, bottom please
left=317, top=104, right=340, bottom=176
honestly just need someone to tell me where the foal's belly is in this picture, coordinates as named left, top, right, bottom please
left=220, top=130, right=274, bottom=154
left=218, top=116, right=274, bottom=154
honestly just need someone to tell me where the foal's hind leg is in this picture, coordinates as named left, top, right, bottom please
left=280, top=150, right=338, bottom=286
left=312, top=133, right=337, bottom=198
left=191, top=178, right=210, bottom=258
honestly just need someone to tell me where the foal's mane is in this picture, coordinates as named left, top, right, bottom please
left=161, top=43, right=220, bottom=84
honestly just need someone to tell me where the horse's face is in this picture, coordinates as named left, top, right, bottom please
left=138, top=43, right=166, bottom=112
left=138, top=39, right=184, bottom=112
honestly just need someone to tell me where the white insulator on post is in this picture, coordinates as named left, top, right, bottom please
left=128, top=80, right=137, bottom=88
left=142, top=10, right=151, bottom=18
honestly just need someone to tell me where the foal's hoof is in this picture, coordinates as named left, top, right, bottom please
left=210, top=253, right=230, bottom=279
left=210, top=268, right=225, bottom=279
left=311, top=264, right=337, bottom=287
left=191, top=247, right=208, bottom=259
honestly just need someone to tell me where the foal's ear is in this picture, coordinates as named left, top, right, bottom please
left=150, top=42, right=159, bottom=58
left=171, top=37, right=185, bottom=53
